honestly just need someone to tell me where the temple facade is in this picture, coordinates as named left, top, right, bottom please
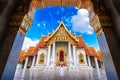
left=18, top=22, right=103, bottom=70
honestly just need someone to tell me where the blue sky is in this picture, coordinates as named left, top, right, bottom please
left=24, top=6, right=99, bottom=50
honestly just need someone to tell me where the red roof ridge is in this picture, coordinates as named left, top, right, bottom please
left=37, top=36, right=47, bottom=48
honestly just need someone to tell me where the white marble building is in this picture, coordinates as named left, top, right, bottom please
left=18, top=22, right=103, bottom=70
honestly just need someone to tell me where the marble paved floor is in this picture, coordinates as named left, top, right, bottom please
left=14, top=68, right=107, bottom=80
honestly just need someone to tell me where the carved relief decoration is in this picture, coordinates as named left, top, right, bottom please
left=45, top=22, right=79, bottom=46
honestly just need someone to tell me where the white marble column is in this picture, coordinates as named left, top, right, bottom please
left=47, top=45, right=51, bottom=66
left=31, top=56, right=36, bottom=67
left=24, top=57, right=28, bottom=69
left=73, top=45, right=77, bottom=65
left=45, top=53, right=47, bottom=65
left=95, top=57, right=99, bottom=69
left=36, top=53, right=40, bottom=65
left=68, top=43, right=72, bottom=66
left=84, top=53, right=88, bottom=66
left=88, top=56, right=91, bottom=67
left=51, top=42, right=55, bottom=65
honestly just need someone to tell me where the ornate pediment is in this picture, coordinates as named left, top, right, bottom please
left=45, top=22, right=78, bottom=45
left=55, top=25, right=69, bottom=37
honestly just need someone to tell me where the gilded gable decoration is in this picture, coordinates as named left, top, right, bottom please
left=45, top=22, right=79, bottom=45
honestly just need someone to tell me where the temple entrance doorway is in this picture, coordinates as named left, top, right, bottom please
left=57, top=48, right=67, bottom=66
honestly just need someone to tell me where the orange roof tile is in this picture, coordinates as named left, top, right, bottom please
left=21, top=36, right=47, bottom=58
left=89, top=47, right=98, bottom=56
left=84, top=45, right=93, bottom=56
left=31, top=45, right=40, bottom=56
left=24, top=46, right=35, bottom=57
left=76, top=36, right=85, bottom=48
left=37, top=36, right=47, bottom=48
left=18, top=50, right=26, bottom=63
left=25, top=36, right=48, bottom=56
left=76, top=36, right=92, bottom=56
left=88, top=47, right=102, bottom=61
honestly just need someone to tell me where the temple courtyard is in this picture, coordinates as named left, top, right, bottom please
left=14, top=68, right=107, bottom=80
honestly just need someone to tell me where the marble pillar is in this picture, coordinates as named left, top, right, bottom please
left=84, top=53, right=88, bottom=66
left=88, top=56, right=91, bottom=67
left=23, top=57, right=29, bottom=69
left=73, top=45, right=76, bottom=65
left=1, top=32, right=24, bottom=80
left=36, top=53, right=40, bottom=65
left=99, top=1, right=120, bottom=79
left=68, top=43, right=72, bottom=66
left=94, top=57, right=99, bottom=69
left=31, top=56, right=36, bottom=68
left=51, top=43, right=55, bottom=66
left=98, top=30, right=119, bottom=80
left=47, top=45, right=51, bottom=66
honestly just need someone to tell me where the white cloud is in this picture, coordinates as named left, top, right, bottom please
left=71, top=9, right=94, bottom=34
left=37, top=21, right=47, bottom=28
left=21, top=37, right=39, bottom=51
left=49, top=12, right=53, bottom=18
left=60, top=7, right=65, bottom=12
left=43, top=23, right=46, bottom=27
left=63, top=17, right=72, bottom=27
left=37, top=23, right=40, bottom=27
left=57, top=20, right=61, bottom=24
left=75, top=7, right=79, bottom=10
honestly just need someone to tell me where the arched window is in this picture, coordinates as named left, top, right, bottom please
left=39, top=53, right=45, bottom=64
left=78, top=53, right=85, bottom=64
